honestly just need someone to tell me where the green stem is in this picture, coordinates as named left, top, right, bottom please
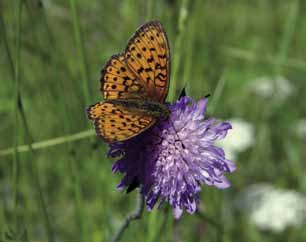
left=146, top=0, right=153, bottom=20
left=13, top=0, right=23, bottom=234
left=23, top=0, right=75, bottom=90
left=69, top=150, right=86, bottom=242
left=0, top=14, right=15, bottom=77
left=0, top=130, right=95, bottom=157
left=222, top=46, right=306, bottom=72
left=209, top=72, right=227, bottom=115
left=168, top=0, right=190, bottom=101
left=182, top=16, right=196, bottom=95
left=196, top=209, right=224, bottom=242
left=69, top=0, right=91, bottom=105
left=111, top=193, right=145, bottom=242
left=275, top=0, right=299, bottom=75
left=18, top=95, right=55, bottom=242
left=21, top=6, right=88, bottom=240
left=8, top=2, right=55, bottom=240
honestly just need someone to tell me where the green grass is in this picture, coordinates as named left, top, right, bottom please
left=1, top=0, right=306, bottom=242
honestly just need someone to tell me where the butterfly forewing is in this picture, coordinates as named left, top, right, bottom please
left=87, top=102, right=156, bottom=143
left=124, top=21, right=170, bottom=103
left=101, top=54, right=147, bottom=100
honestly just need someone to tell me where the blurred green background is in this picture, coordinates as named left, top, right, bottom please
left=1, top=0, right=306, bottom=241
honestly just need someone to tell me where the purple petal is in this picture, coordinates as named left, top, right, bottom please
left=173, top=206, right=183, bottom=219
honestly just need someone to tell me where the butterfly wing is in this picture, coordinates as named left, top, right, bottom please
left=100, top=21, right=170, bottom=103
left=124, top=21, right=170, bottom=103
left=87, top=101, right=156, bottom=142
left=100, top=53, right=148, bottom=100
left=91, top=21, right=170, bottom=142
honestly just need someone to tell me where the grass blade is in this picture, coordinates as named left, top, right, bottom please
left=69, top=0, right=91, bottom=105
left=275, top=0, right=299, bottom=74
left=0, top=130, right=95, bottom=157
left=168, top=0, right=190, bottom=101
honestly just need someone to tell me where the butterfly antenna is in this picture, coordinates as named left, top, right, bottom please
left=204, top=93, right=211, bottom=98
left=178, top=87, right=187, bottom=99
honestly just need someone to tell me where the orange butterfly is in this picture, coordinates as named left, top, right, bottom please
left=87, top=21, right=171, bottom=143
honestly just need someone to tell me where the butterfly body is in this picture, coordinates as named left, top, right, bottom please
left=107, top=99, right=170, bottom=119
left=87, top=21, right=170, bottom=143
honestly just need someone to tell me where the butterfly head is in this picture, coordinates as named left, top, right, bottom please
left=159, top=105, right=171, bottom=120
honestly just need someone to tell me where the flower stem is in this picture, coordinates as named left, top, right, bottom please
left=196, top=210, right=224, bottom=242
left=111, top=193, right=145, bottom=242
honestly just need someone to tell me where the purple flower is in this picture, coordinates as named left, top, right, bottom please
left=109, top=96, right=236, bottom=218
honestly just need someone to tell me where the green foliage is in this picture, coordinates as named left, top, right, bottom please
left=0, top=0, right=305, bottom=241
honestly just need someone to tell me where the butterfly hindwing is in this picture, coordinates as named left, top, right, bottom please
left=124, top=21, right=170, bottom=103
left=87, top=102, right=156, bottom=143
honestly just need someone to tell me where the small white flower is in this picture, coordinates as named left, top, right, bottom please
left=248, top=76, right=295, bottom=102
left=217, top=118, right=254, bottom=159
left=236, top=183, right=306, bottom=232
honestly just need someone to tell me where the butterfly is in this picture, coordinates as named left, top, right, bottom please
left=87, top=21, right=170, bottom=143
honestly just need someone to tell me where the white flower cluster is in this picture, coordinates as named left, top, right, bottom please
left=236, top=183, right=306, bottom=232
left=217, top=118, right=254, bottom=160
left=248, top=76, right=295, bottom=102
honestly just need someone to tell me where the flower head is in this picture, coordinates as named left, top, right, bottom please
left=109, top=96, right=236, bottom=218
